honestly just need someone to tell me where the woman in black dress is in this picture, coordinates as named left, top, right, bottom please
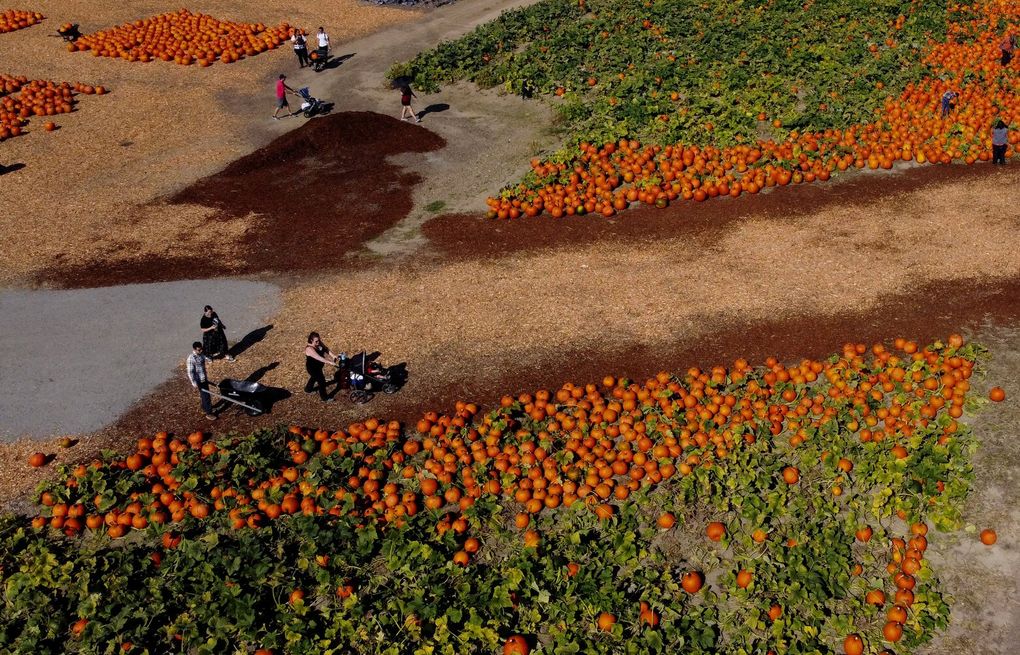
left=200, top=306, right=234, bottom=361
left=304, top=332, right=339, bottom=402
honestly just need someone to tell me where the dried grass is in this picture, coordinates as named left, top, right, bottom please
left=0, top=0, right=420, bottom=285
left=220, top=168, right=1020, bottom=407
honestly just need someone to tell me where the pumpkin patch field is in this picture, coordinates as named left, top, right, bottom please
left=69, top=9, right=294, bottom=67
left=0, top=337, right=999, bottom=654
left=395, top=0, right=1019, bottom=218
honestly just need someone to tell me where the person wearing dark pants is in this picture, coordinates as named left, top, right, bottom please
left=200, top=305, right=234, bottom=360
left=292, top=30, right=309, bottom=68
left=992, top=120, right=1009, bottom=165
left=304, top=332, right=340, bottom=402
left=1001, top=33, right=1016, bottom=66
left=940, top=90, right=958, bottom=118
left=186, top=342, right=217, bottom=420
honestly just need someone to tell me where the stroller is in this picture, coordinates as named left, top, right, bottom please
left=310, top=46, right=330, bottom=72
left=207, top=379, right=268, bottom=416
left=296, top=87, right=324, bottom=118
left=345, top=352, right=405, bottom=404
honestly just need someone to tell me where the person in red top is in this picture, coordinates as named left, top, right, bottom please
left=1001, top=32, right=1017, bottom=66
left=273, top=74, right=296, bottom=120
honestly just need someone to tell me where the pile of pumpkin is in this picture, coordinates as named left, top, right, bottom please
left=0, top=74, right=105, bottom=141
left=0, top=8, right=42, bottom=33
left=487, top=1, right=1019, bottom=219
left=68, top=9, right=293, bottom=66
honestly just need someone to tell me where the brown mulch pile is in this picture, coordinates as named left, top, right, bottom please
left=38, top=112, right=444, bottom=287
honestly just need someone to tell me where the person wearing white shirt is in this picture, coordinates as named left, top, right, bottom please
left=317, top=27, right=330, bottom=51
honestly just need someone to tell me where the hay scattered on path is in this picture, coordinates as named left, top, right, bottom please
left=0, top=0, right=420, bottom=285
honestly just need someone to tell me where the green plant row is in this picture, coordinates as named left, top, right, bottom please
left=391, top=0, right=946, bottom=148
left=1, top=340, right=983, bottom=654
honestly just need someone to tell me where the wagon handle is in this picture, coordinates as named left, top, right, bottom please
left=202, top=385, right=263, bottom=410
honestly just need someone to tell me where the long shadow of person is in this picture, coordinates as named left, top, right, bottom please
left=229, top=324, right=273, bottom=358
left=213, top=362, right=290, bottom=415
left=416, top=103, right=450, bottom=122
left=260, top=386, right=292, bottom=413
left=245, top=361, right=290, bottom=412
left=387, top=362, right=409, bottom=391
left=323, top=52, right=356, bottom=71
left=245, top=361, right=279, bottom=383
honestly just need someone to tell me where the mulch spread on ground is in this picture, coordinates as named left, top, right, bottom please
left=92, top=273, right=1020, bottom=444
left=39, top=111, right=444, bottom=288
left=10, top=155, right=1020, bottom=504
left=422, top=162, right=1009, bottom=259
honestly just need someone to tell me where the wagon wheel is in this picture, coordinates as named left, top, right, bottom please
left=382, top=383, right=399, bottom=395
left=350, top=390, right=373, bottom=404
left=245, top=399, right=265, bottom=417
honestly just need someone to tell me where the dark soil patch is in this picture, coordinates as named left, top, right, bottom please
left=38, top=112, right=444, bottom=288
left=97, top=273, right=1020, bottom=442
left=37, top=254, right=246, bottom=289
left=422, top=162, right=1012, bottom=259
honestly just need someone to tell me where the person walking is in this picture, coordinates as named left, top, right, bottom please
left=304, top=332, right=342, bottom=402
left=186, top=342, right=217, bottom=421
left=200, top=305, right=234, bottom=360
left=292, top=29, right=310, bottom=68
left=1000, top=32, right=1016, bottom=66
left=940, top=90, right=958, bottom=118
left=399, top=84, right=422, bottom=123
left=273, top=74, right=295, bottom=119
left=992, top=120, right=1009, bottom=165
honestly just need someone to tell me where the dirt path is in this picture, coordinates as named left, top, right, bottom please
left=920, top=323, right=1020, bottom=655
left=10, top=163, right=1011, bottom=460
left=0, top=280, right=281, bottom=440
left=0, top=0, right=547, bottom=286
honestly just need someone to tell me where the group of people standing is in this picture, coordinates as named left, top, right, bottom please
left=185, top=306, right=348, bottom=419
left=272, top=27, right=331, bottom=119
left=291, top=27, right=330, bottom=68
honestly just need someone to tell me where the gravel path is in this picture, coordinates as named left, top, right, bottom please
left=0, top=279, right=280, bottom=440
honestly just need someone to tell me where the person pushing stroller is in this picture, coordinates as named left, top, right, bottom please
left=304, top=332, right=346, bottom=402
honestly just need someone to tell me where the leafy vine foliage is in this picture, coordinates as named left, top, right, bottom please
left=1, top=338, right=982, bottom=654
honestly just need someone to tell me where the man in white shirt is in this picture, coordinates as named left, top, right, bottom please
left=317, top=27, right=330, bottom=51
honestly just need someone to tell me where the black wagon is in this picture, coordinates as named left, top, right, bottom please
left=208, top=379, right=268, bottom=416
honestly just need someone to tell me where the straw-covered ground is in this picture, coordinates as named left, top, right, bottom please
left=0, top=0, right=423, bottom=285
left=2, top=1, right=1019, bottom=650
